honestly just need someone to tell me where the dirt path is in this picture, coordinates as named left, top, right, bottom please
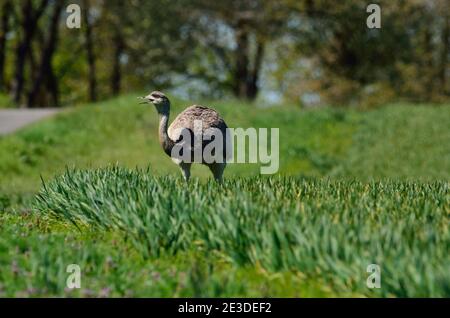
left=0, top=108, right=59, bottom=135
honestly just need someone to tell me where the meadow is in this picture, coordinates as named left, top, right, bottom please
left=0, top=95, right=449, bottom=297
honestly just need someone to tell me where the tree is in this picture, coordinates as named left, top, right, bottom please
left=1, top=0, right=448, bottom=108
left=279, top=0, right=450, bottom=105
left=27, top=0, right=64, bottom=107
left=82, top=0, right=97, bottom=101
left=108, top=1, right=125, bottom=96
left=11, top=0, right=49, bottom=105
left=438, top=0, right=449, bottom=95
left=0, top=0, right=12, bottom=91
left=187, top=0, right=291, bottom=100
left=112, top=0, right=196, bottom=91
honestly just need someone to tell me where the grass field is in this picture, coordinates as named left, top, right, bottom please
left=0, top=95, right=449, bottom=297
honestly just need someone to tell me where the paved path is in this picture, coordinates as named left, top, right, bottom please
left=0, top=108, right=59, bottom=135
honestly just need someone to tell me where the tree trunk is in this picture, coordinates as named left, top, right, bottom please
left=12, top=0, right=34, bottom=104
left=0, top=0, right=11, bottom=91
left=111, top=28, right=124, bottom=96
left=423, top=23, right=434, bottom=100
left=439, top=14, right=449, bottom=95
left=82, top=0, right=97, bottom=102
left=46, top=63, right=59, bottom=106
left=232, top=20, right=264, bottom=101
left=27, top=1, right=63, bottom=107
left=233, top=25, right=249, bottom=99
left=12, top=0, right=49, bottom=105
left=246, top=39, right=264, bottom=100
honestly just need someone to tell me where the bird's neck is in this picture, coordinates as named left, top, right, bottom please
left=158, top=111, right=175, bottom=156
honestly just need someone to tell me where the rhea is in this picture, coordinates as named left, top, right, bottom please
left=139, top=91, right=229, bottom=182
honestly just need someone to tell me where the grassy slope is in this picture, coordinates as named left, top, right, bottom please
left=1, top=94, right=448, bottom=195
left=0, top=95, right=449, bottom=297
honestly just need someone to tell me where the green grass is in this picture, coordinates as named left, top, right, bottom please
left=1, top=94, right=448, bottom=196
left=0, top=94, right=449, bottom=297
left=29, top=167, right=448, bottom=297
left=0, top=212, right=335, bottom=297
left=332, top=106, right=450, bottom=179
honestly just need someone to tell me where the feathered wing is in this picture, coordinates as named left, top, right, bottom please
left=168, top=105, right=227, bottom=139
left=168, top=105, right=230, bottom=162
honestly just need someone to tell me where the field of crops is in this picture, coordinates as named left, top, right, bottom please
left=0, top=95, right=449, bottom=297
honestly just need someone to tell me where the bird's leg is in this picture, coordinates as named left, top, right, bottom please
left=179, top=162, right=191, bottom=182
left=209, top=162, right=226, bottom=183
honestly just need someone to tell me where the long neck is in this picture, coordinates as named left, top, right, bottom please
left=158, top=111, right=175, bottom=156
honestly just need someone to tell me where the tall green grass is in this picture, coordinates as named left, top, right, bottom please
left=1, top=214, right=331, bottom=297
left=34, top=166, right=449, bottom=297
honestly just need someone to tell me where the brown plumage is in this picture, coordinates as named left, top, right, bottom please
left=139, top=91, right=229, bottom=182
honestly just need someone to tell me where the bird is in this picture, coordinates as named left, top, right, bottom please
left=139, top=91, right=229, bottom=182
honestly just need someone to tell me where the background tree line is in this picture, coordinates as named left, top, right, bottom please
left=0, top=0, right=448, bottom=108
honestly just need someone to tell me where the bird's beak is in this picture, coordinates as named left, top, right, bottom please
left=138, top=96, right=148, bottom=104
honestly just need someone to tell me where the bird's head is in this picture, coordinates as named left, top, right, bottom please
left=139, top=91, right=170, bottom=114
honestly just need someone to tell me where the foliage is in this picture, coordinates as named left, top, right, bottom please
left=0, top=0, right=448, bottom=106
left=264, top=0, right=450, bottom=105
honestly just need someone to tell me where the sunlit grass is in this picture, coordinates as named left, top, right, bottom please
left=29, top=166, right=449, bottom=297
left=1, top=95, right=448, bottom=197
left=0, top=95, right=449, bottom=297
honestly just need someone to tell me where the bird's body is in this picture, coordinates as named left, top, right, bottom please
left=168, top=105, right=227, bottom=142
left=140, top=91, right=229, bottom=181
